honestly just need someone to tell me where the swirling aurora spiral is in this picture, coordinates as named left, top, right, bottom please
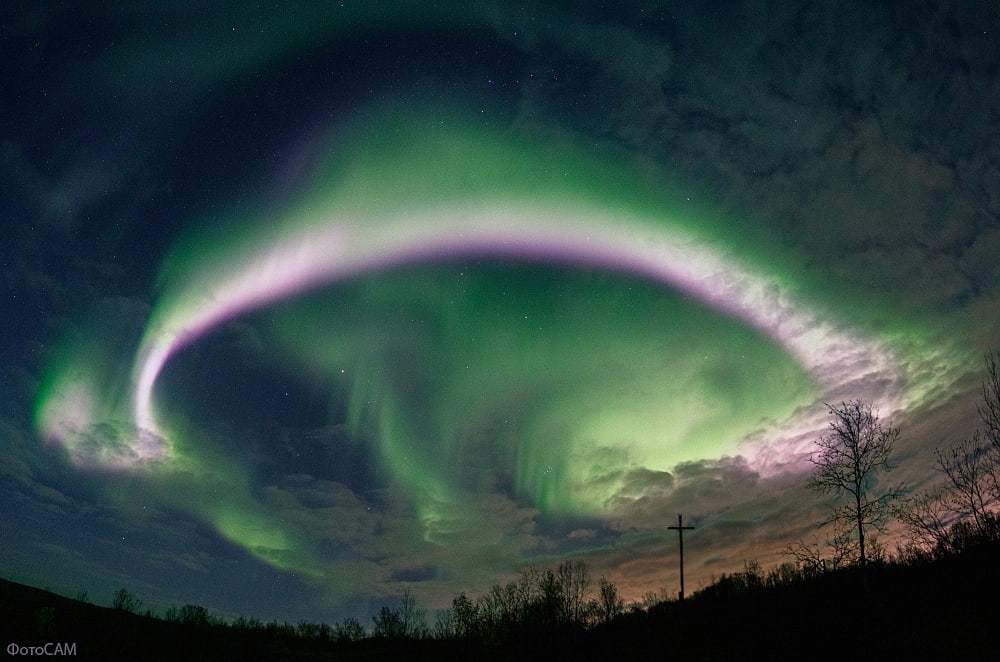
left=35, top=118, right=921, bottom=532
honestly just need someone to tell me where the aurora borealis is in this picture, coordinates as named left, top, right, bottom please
left=4, top=1, right=1000, bottom=623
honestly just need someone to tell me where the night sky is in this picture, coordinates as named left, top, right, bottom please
left=3, top=1, right=1000, bottom=623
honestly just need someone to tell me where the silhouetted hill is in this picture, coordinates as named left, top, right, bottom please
left=3, top=541, right=999, bottom=661
left=573, top=546, right=999, bottom=661
left=0, top=579, right=449, bottom=661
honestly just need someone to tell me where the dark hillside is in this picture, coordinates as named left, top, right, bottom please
left=4, top=540, right=998, bottom=661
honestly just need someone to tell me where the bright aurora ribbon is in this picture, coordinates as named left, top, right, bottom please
left=35, top=113, right=943, bottom=555
left=43, top=201, right=902, bottom=471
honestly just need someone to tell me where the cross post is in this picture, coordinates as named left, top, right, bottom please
left=667, top=513, right=695, bottom=600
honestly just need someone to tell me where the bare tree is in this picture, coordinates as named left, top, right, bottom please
left=977, top=351, right=1000, bottom=503
left=935, top=431, right=998, bottom=537
left=979, top=350, right=1000, bottom=448
left=897, top=353, right=1000, bottom=552
left=785, top=540, right=826, bottom=574
left=372, top=606, right=404, bottom=639
left=785, top=528, right=858, bottom=574
left=371, top=589, right=426, bottom=640
left=399, top=588, right=428, bottom=638
left=556, top=560, right=590, bottom=625
left=449, top=593, right=479, bottom=639
left=111, top=587, right=142, bottom=613
left=895, top=490, right=953, bottom=552
left=596, top=576, right=623, bottom=625
left=807, top=399, right=901, bottom=567
left=333, top=617, right=366, bottom=642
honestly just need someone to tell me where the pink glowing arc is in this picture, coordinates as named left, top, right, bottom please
left=131, top=204, right=901, bottom=468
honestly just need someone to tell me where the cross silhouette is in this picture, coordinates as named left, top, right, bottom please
left=667, top=513, right=695, bottom=600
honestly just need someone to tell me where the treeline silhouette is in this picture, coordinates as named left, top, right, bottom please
left=5, top=530, right=999, bottom=660
left=4, top=353, right=1000, bottom=660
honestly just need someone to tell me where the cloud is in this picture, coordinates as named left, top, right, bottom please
left=503, top=1, right=1000, bottom=344
left=390, top=564, right=442, bottom=582
left=567, top=528, right=596, bottom=540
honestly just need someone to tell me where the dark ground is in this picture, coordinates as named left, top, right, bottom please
left=2, top=544, right=998, bottom=661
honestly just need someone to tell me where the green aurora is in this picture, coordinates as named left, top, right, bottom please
left=35, top=108, right=968, bottom=575
left=9, top=1, right=996, bottom=622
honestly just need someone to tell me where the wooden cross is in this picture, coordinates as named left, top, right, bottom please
left=667, top=513, right=695, bottom=600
